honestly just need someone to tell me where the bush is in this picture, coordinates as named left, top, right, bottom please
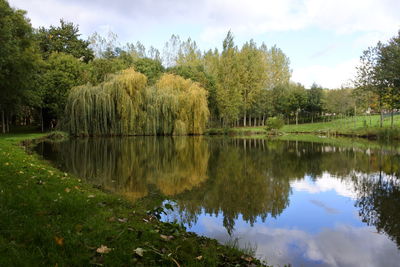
left=265, top=116, right=285, bottom=131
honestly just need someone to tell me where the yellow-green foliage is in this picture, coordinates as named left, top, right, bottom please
left=65, top=69, right=209, bottom=136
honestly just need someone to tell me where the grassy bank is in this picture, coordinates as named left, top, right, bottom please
left=206, top=115, right=400, bottom=140
left=281, top=114, right=400, bottom=138
left=0, top=133, right=265, bottom=266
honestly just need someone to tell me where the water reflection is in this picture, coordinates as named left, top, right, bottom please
left=37, top=137, right=209, bottom=202
left=37, top=137, right=400, bottom=266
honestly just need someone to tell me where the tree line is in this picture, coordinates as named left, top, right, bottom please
left=1, top=0, right=400, bottom=134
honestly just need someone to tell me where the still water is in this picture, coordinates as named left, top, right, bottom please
left=36, top=137, right=400, bottom=266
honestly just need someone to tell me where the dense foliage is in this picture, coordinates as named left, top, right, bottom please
left=65, top=69, right=209, bottom=136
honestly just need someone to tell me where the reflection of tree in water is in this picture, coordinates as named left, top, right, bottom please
left=38, top=137, right=400, bottom=238
left=173, top=139, right=400, bottom=235
left=352, top=152, right=400, bottom=248
left=38, top=137, right=209, bottom=202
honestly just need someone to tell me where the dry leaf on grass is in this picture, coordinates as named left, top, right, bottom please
left=160, top=234, right=174, bottom=241
left=134, top=247, right=144, bottom=257
left=96, top=245, right=112, bottom=254
left=54, top=236, right=64, bottom=246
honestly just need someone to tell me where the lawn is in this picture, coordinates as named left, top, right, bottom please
left=206, top=114, right=400, bottom=139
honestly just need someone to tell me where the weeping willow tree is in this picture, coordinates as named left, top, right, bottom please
left=65, top=69, right=209, bottom=136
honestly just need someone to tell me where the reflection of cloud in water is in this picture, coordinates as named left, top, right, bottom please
left=201, top=217, right=400, bottom=267
left=291, top=172, right=357, bottom=199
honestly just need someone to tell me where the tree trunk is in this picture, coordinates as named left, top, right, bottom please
left=1, top=109, right=5, bottom=134
left=243, top=110, right=247, bottom=127
left=6, top=114, right=10, bottom=133
left=354, top=106, right=356, bottom=129
left=262, top=115, right=265, bottom=126
left=391, top=109, right=394, bottom=128
left=311, top=114, right=314, bottom=123
left=380, top=109, right=383, bottom=128
left=295, top=110, right=299, bottom=126
left=249, top=114, right=251, bottom=127
left=40, top=107, right=44, bottom=132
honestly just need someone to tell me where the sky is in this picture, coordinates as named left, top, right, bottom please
left=8, top=0, right=400, bottom=88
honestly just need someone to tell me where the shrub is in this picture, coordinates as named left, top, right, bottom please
left=265, top=116, right=285, bottom=131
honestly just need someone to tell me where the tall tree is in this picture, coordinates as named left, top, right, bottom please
left=36, top=19, right=94, bottom=62
left=355, top=45, right=388, bottom=127
left=262, top=44, right=291, bottom=90
left=0, top=0, right=39, bottom=133
left=215, top=31, right=242, bottom=126
left=376, top=32, right=400, bottom=127
left=306, top=83, right=324, bottom=123
left=239, top=40, right=266, bottom=126
left=40, top=52, right=87, bottom=128
left=287, top=83, right=307, bottom=125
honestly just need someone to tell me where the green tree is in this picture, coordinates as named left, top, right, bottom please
left=375, top=32, right=400, bottom=127
left=87, top=58, right=127, bottom=85
left=132, top=58, right=164, bottom=85
left=306, top=83, right=324, bottom=123
left=36, top=19, right=94, bottom=62
left=355, top=44, right=391, bottom=128
left=0, top=0, right=39, bottom=133
left=176, top=38, right=202, bottom=67
left=41, top=52, right=87, bottom=128
left=287, top=83, right=307, bottom=125
left=262, top=44, right=291, bottom=90
left=215, top=31, right=243, bottom=126
left=239, top=40, right=266, bottom=126
left=168, top=65, right=217, bottom=121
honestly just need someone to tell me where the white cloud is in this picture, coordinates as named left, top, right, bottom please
left=10, top=0, right=400, bottom=40
left=291, top=172, right=358, bottom=198
left=201, top=218, right=400, bottom=267
left=8, top=0, right=400, bottom=88
left=291, top=58, right=359, bottom=88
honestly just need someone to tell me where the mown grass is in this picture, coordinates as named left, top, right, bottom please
left=207, top=114, right=400, bottom=140
left=0, top=133, right=266, bottom=266
left=281, top=114, right=400, bottom=137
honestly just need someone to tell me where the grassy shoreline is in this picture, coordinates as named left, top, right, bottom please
left=0, top=133, right=265, bottom=266
left=205, top=115, right=400, bottom=140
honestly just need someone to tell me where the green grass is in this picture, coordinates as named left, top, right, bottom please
left=0, top=133, right=266, bottom=266
left=207, top=115, right=400, bottom=140
left=281, top=114, right=400, bottom=137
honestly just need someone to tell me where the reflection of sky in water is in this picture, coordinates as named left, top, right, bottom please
left=163, top=174, right=400, bottom=267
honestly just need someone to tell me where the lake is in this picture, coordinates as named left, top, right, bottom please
left=36, top=136, right=400, bottom=266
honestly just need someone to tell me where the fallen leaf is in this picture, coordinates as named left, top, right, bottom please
left=88, top=194, right=95, bottom=198
left=160, top=234, right=174, bottom=241
left=108, top=216, right=116, bottom=222
left=134, top=247, right=144, bottom=257
left=64, top=188, right=71, bottom=193
left=117, top=218, right=128, bottom=223
left=54, top=236, right=64, bottom=246
left=96, top=245, right=112, bottom=254
left=196, top=255, right=203, bottom=260
left=241, top=255, right=253, bottom=262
